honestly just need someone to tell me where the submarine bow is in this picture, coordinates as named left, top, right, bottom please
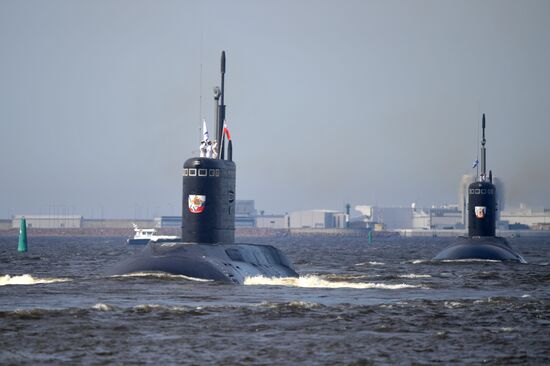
left=110, top=51, right=298, bottom=283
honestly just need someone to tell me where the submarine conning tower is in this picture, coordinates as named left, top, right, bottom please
left=182, top=50, right=236, bottom=244
left=182, top=158, right=235, bottom=243
left=467, top=113, right=497, bottom=237
left=433, top=113, right=526, bottom=262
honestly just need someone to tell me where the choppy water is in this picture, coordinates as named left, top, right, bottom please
left=1, top=235, right=549, bottom=365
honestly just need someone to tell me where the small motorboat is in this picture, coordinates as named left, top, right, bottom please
left=127, top=224, right=179, bottom=245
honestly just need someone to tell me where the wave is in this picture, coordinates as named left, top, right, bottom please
left=323, top=274, right=375, bottom=280
left=110, top=272, right=212, bottom=282
left=244, top=275, right=420, bottom=289
left=398, top=274, right=432, bottom=279
left=95, top=303, right=209, bottom=315
left=80, top=303, right=194, bottom=314
left=316, top=273, right=431, bottom=281
left=410, top=258, right=502, bottom=264
left=444, top=301, right=465, bottom=309
left=354, top=261, right=385, bottom=266
left=0, top=274, right=70, bottom=286
left=441, top=259, right=502, bottom=263
left=92, top=303, right=119, bottom=312
left=410, top=259, right=429, bottom=264
left=1, top=301, right=321, bottom=319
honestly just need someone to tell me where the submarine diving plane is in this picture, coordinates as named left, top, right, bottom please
left=110, top=51, right=298, bottom=283
left=434, top=114, right=526, bottom=263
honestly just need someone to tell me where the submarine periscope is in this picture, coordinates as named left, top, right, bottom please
left=109, top=51, right=298, bottom=283
left=434, top=114, right=526, bottom=263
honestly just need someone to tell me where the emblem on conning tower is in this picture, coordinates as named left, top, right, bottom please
left=188, top=195, right=206, bottom=214
left=475, top=206, right=486, bottom=219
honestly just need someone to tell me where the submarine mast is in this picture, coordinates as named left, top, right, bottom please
left=217, top=51, right=226, bottom=159
left=481, top=114, right=487, bottom=179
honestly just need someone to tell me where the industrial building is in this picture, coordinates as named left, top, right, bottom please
left=154, top=216, right=181, bottom=228
left=235, top=200, right=256, bottom=227
left=353, top=204, right=462, bottom=230
left=0, top=219, right=12, bottom=230
left=354, top=206, right=412, bottom=230
left=501, top=205, right=550, bottom=229
left=287, top=210, right=348, bottom=229
left=12, top=215, right=83, bottom=229
left=256, top=215, right=287, bottom=229
left=412, top=205, right=462, bottom=230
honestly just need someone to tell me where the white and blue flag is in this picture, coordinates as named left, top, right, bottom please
left=472, top=159, right=479, bottom=168
left=202, top=119, right=209, bottom=142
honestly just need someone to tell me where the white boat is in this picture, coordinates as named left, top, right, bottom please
left=127, top=224, right=179, bottom=245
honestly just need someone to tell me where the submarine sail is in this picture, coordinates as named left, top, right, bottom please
left=434, top=114, right=526, bottom=263
left=109, top=51, right=298, bottom=283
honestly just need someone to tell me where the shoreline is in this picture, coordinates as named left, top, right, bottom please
left=0, top=227, right=548, bottom=238
left=0, top=227, right=390, bottom=238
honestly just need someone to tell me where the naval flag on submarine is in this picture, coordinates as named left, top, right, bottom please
left=193, top=121, right=231, bottom=213
left=199, top=119, right=220, bottom=159
left=223, top=121, right=231, bottom=140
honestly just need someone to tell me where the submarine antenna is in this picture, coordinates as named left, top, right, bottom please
left=217, top=51, right=226, bottom=159
left=213, top=85, right=221, bottom=145
left=220, top=50, right=226, bottom=141
left=480, top=113, right=486, bottom=180
left=476, top=114, right=480, bottom=179
left=199, top=32, right=204, bottom=128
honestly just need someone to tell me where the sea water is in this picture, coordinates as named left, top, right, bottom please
left=0, top=235, right=549, bottom=364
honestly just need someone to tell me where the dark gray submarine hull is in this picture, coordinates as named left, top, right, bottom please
left=109, top=241, right=298, bottom=284
left=433, top=236, right=526, bottom=263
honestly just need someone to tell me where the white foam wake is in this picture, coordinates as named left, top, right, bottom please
left=441, top=259, right=502, bottom=263
left=111, top=272, right=212, bottom=282
left=411, top=259, right=428, bottom=264
left=92, top=303, right=118, bottom=311
left=411, top=258, right=502, bottom=264
left=398, top=274, right=432, bottom=279
left=244, top=275, right=419, bottom=289
left=0, top=274, right=70, bottom=286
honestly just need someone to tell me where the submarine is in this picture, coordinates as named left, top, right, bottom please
left=434, top=114, right=526, bottom=263
left=109, top=51, right=298, bottom=283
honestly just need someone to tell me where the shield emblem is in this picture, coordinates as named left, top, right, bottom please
left=475, top=206, right=486, bottom=219
left=188, top=195, right=206, bottom=213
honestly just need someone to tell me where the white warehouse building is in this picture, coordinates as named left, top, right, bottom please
left=354, top=206, right=412, bottom=230
left=12, top=215, right=83, bottom=229
left=287, top=210, right=348, bottom=229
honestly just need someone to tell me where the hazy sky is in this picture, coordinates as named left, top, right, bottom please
left=1, top=0, right=549, bottom=219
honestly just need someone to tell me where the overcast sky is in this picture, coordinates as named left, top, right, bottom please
left=1, top=0, right=549, bottom=219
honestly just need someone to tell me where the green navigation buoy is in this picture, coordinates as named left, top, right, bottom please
left=368, top=230, right=372, bottom=244
left=18, top=217, right=28, bottom=252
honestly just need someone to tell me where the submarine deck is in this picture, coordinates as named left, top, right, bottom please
left=109, top=241, right=299, bottom=284
left=434, top=236, right=526, bottom=263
